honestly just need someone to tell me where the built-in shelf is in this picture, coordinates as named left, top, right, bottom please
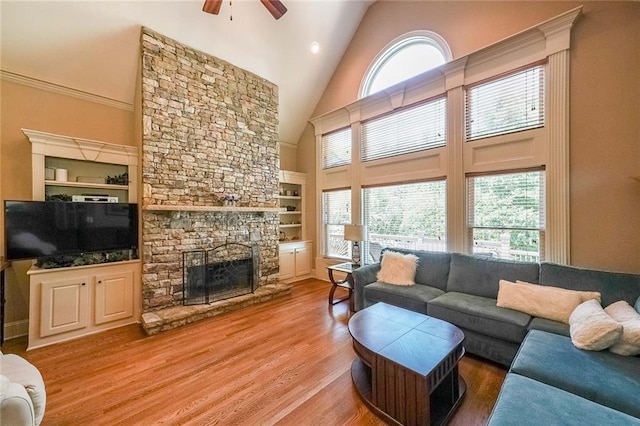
left=276, top=195, right=302, bottom=200
left=142, top=205, right=280, bottom=213
left=279, top=224, right=302, bottom=228
left=44, top=180, right=129, bottom=191
left=279, top=211, right=302, bottom=215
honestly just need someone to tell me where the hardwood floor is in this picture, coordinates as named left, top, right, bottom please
left=3, top=279, right=506, bottom=425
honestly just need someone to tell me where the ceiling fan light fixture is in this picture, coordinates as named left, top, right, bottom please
left=310, top=42, right=320, bottom=55
left=260, top=0, right=287, bottom=19
left=202, top=0, right=286, bottom=20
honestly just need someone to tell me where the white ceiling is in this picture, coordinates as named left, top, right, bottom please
left=0, top=0, right=373, bottom=145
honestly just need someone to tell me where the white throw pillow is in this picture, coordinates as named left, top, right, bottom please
left=604, top=301, right=640, bottom=356
left=517, top=280, right=601, bottom=304
left=497, top=280, right=584, bottom=324
left=376, top=251, right=418, bottom=286
left=569, top=299, right=623, bottom=351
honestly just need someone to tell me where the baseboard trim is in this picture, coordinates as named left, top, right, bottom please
left=4, top=319, right=29, bottom=341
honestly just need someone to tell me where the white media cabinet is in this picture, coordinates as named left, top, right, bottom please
left=23, top=129, right=141, bottom=350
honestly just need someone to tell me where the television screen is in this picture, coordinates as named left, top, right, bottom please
left=4, top=201, right=138, bottom=261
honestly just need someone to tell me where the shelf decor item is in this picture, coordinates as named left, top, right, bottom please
left=106, top=172, right=129, bottom=185
left=55, top=168, right=68, bottom=182
left=219, top=193, right=240, bottom=206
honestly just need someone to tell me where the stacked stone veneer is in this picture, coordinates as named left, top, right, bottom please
left=140, top=27, right=280, bottom=311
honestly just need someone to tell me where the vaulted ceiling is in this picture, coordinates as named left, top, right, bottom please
left=1, top=1, right=374, bottom=145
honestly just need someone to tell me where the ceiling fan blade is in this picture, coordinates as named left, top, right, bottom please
left=202, top=0, right=223, bottom=15
left=260, top=0, right=287, bottom=20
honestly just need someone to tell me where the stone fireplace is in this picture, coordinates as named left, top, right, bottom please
left=138, top=28, right=289, bottom=334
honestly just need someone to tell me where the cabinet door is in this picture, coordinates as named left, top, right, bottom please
left=95, top=271, right=134, bottom=325
left=279, top=247, right=295, bottom=280
left=295, top=243, right=312, bottom=276
left=40, top=277, right=89, bottom=337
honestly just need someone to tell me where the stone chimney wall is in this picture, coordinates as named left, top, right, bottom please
left=140, top=27, right=280, bottom=311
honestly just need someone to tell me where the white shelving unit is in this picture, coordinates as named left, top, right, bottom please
left=22, top=128, right=141, bottom=350
left=24, top=128, right=138, bottom=203
left=278, top=170, right=312, bottom=282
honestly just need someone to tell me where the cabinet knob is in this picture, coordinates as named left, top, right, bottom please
left=82, top=283, right=86, bottom=286
left=98, top=281, right=102, bottom=284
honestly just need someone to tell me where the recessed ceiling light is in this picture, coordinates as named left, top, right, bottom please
left=310, top=42, right=320, bottom=55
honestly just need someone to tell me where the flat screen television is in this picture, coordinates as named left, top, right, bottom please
left=4, top=201, right=138, bottom=261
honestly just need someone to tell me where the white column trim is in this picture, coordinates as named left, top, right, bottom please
left=446, top=86, right=466, bottom=253
left=545, top=51, right=571, bottom=264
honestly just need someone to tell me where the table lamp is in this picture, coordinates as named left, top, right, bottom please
left=344, top=225, right=367, bottom=266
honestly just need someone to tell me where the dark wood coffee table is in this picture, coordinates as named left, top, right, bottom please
left=348, top=302, right=466, bottom=426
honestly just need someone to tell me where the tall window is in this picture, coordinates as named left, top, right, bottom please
left=360, top=31, right=451, bottom=98
left=468, top=170, right=545, bottom=262
left=322, top=189, right=351, bottom=259
left=466, top=64, right=545, bottom=140
left=321, top=127, right=352, bottom=169
left=361, top=97, right=446, bottom=162
left=363, top=180, right=447, bottom=263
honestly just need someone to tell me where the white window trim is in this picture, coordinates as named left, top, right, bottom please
left=312, top=7, right=582, bottom=270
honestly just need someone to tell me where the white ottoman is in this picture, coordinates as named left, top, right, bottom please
left=0, top=351, right=46, bottom=426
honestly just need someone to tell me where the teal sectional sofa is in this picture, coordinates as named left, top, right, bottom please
left=488, top=330, right=640, bottom=425
left=352, top=248, right=640, bottom=365
left=352, top=248, right=640, bottom=423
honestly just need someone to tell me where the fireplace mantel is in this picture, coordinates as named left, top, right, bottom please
left=142, top=205, right=280, bottom=213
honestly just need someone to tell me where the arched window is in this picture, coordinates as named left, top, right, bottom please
left=360, top=30, right=452, bottom=98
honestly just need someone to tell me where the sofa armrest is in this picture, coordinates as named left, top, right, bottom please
left=352, top=263, right=380, bottom=311
left=1, top=376, right=36, bottom=426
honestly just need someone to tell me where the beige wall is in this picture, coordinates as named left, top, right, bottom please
left=300, top=1, right=640, bottom=274
left=0, top=79, right=134, bottom=330
left=279, top=143, right=298, bottom=171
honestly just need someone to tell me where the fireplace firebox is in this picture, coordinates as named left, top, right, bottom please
left=183, top=243, right=258, bottom=305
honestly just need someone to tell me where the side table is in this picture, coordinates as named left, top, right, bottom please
left=327, top=262, right=357, bottom=312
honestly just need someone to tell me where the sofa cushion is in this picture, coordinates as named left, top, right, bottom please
left=376, top=251, right=418, bottom=285
left=527, top=317, right=570, bottom=337
left=488, top=373, right=640, bottom=426
left=540, top=262, right=640, bottom=307
left=511, top=330, right=640, bottom=419
left=381, top=248, right=451, bottom=291
left=497, top=280, right=583, bottom=324
left=364, top=282, right=444, bottom=315
left=1, top=354, right=46, bottom=425
left=446, top=253, right=539, bottom=299
left=569, top=299, right=622, bottom=351
left=0, top=375, right=37, bottom=426
left=428, top=292, right=531, bottom=343
left=605, top=301, right=640, bottom=356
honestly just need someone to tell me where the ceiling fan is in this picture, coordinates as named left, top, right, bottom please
left=202, top=0, right=288, bottom=20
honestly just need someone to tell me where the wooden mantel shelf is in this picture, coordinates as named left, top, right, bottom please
left=142, top=205, right=280, bottom=213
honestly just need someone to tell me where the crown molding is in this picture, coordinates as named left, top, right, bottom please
left=1, top=70, right=134, bottom=112
left=279, top=141, right=297, bottom=149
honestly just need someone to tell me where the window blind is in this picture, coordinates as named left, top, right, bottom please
left=322, top=189, right=352, bottom=258
left=466, top=65, right=545, bottom=141
left=362, top=180, right=447, bottom=263
left=321, top=127, right=352, bottom=169
left=361, top=97, right=446, bottom=162
left=467, top=170, right=545, bottom=262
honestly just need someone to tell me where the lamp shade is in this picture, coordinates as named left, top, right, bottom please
left=344, top=225, right=366, bottom=242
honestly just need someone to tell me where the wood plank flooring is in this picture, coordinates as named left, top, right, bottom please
left=3, top=279, right=506, bottom=425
